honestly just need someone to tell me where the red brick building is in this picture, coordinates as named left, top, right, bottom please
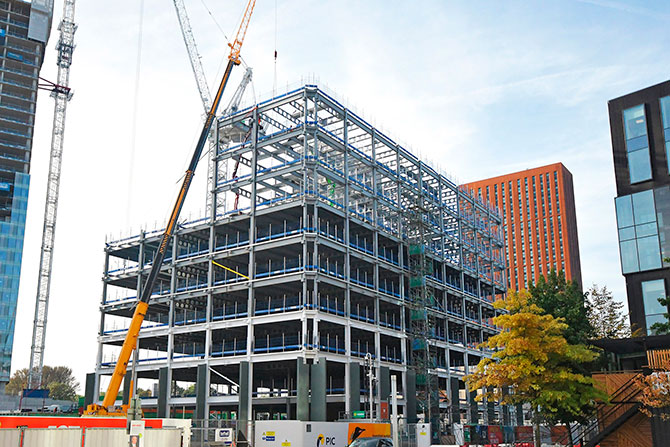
left=463, top=163, right=582, bottom=291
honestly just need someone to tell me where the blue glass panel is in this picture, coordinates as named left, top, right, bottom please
left=626, top=135, right=649, bottom=152
left=636, top=222, right=658, bottom=237
left=632, top=190, right=656, bottom=224
left=620, top=239, right=639, bottom=273
left=615, top=195, right=633, bottom=228
left=624, top=104, right=647, bottom=139
left=661, top=96, right=670, bottom=130
left=628, top=149, right=652, bottom=184
left=618, top=227, right=636, bottom=241
left=637, top=235, right=662, bottom=271
left=642, top=279, right=667, bottom=315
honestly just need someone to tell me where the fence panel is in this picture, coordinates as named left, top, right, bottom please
left=144, top=428, right=182, bottom=447
left=0, top=429, right=20, bottom=447
left=84, top=428, right=127, bottom=447
left=23, top=428, right=82, bottom=447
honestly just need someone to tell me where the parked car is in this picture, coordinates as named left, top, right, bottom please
left=349, top=437, right=393, bottom=447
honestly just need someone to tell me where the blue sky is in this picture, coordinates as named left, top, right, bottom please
left=12, top=0, right=670, bottom=388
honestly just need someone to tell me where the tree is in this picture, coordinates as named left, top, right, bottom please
left=6, top=366, right=79, bottom=401
left=650, top=296, right=670, bottom=335
left=466, top=290, right=605, bottom=447
left=586, top=284, right=630, bottom=339
left=136, top=388, right=152, bottom=398
left=528, top=270, right=594, bottom=346
left=634, top=358, right=670, bottom=420
left=48, top=382, right=77, bottom=401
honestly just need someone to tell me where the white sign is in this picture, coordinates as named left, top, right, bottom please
left=415, top=423, right=430, bottom=447
left=129, top=420, right=145, bottom=447
left=216, top=427, right=235, bottom=445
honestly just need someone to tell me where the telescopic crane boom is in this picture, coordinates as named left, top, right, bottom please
left=86, top=0, right=256, bottom=416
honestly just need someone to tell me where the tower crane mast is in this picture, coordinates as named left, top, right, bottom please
left=172, top=0, right=253, bottom=218
left=172, top=0, right=212, bottom=112
left=27, top=0, right=77, bottom=390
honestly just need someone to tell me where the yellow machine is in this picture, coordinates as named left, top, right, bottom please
left=85, top=0, right=256, bottom=417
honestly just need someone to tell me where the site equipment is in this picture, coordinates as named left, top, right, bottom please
left=27, top=0, right=77, bottom=391
left=85, top=0, right=257, bottom=416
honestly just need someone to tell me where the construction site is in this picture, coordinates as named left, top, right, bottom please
left=94, top=83, right=509, bottom=427
left=1, top=0, right=515, bottom=446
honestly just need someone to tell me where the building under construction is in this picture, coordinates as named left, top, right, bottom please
left=90, top=85, right=511, bottom=426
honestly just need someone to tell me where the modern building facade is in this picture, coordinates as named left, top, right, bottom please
left=463, top=163, right=582, bottom=292
left=90, top=85, right=514, bottom=427
left=0, top=0, right=52, bottom=391
left=609, top=80, right=670, bottom=335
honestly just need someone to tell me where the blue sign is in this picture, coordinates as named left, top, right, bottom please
left=0, top=182, right=10, bottom=192
left=22, top=389, right=49, bottom=398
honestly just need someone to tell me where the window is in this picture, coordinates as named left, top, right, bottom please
left=661, top=96, right=670, bottom=173
left=642, top=279, right=667, bottom=334
left=615, top=190, right=662, bottom=273
left=623, top=104, right=652, bottom=184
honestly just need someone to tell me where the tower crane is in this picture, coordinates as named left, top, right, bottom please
left=172, top=0, right=253, bottom=218
left=85, top=0, right=257, bottom=416
left=27, top=0, right=77, bottom=391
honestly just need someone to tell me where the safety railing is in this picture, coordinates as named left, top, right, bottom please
left=211, top=339, right=247, bottom=357
left=212, top=302, right=248, bottom=321
left=350, top=303, right=375, bottom=324
left=319, top=334, right=345, bottom=354
left=173, top=342, right=206, bottom=360
left=351, top=340, right=374, bottom=358
left=254, top=333, right=301, bottom=353
left=254, top=295, right=302, bottom=315
left=174, top=309, right=207, bottom=326
left=379, top=312, right=401, bottom=330
left=315, top=294, right=345, bottom=316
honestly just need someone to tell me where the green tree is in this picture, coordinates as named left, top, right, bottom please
left=6, top=366, right=79, bottom=399
left=48, top=382, right=77, bottom=401
left=650, top=295, right=670, bottom=335
left=136, top=388, right=152, bottom=398
left=466, top=290, right=605, bottom=447
left=528, top=270, right=594, bottom=345
left=586, top=284, right=630, bottom=339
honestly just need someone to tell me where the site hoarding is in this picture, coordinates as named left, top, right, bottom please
left=255, top=421, right=391, bottom=447
left=0, top=416, right=163, bottom=429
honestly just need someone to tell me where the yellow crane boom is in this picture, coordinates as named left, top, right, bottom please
left=86, top=0, right=256, bottom=416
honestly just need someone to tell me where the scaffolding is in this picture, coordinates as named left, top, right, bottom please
left=93, top=85, right=509, bottom=428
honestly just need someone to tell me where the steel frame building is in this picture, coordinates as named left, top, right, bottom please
left=92, top=85, right=511, bottom=425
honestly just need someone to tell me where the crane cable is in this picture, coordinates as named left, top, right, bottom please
left=126, top=0, right=145, bottom=227
left=273, top=0, right=278, bottom=97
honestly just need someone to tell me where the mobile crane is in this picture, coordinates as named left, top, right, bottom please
left=85, top=0, right=257, bottom=416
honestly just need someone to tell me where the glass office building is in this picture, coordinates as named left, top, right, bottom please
left=0, top=0, right=52, bottom=391
left=609, top=80, right=670, bottom=335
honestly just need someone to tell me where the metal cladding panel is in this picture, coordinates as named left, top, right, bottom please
left=23, top=428, right=82, bottom=447
left=28, top=9, right=50, bottom=43
left=0, top=429, right=20, bottom=447
left=144, top=428, right=182, bottom=447
left=83, top=428, right=126, bottom=447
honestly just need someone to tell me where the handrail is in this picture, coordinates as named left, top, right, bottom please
left=557, top=372, right=642, bottom=445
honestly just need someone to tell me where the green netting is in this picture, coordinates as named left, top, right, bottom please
left=412, top=339, right=426, bottom=350
left=416, top=374, right=427, bottom=386
left=409, top=276, right=425, bottom=287
left=409, top=244, right=424, bottom=255
left=410, top=309, right=426, bottom=320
